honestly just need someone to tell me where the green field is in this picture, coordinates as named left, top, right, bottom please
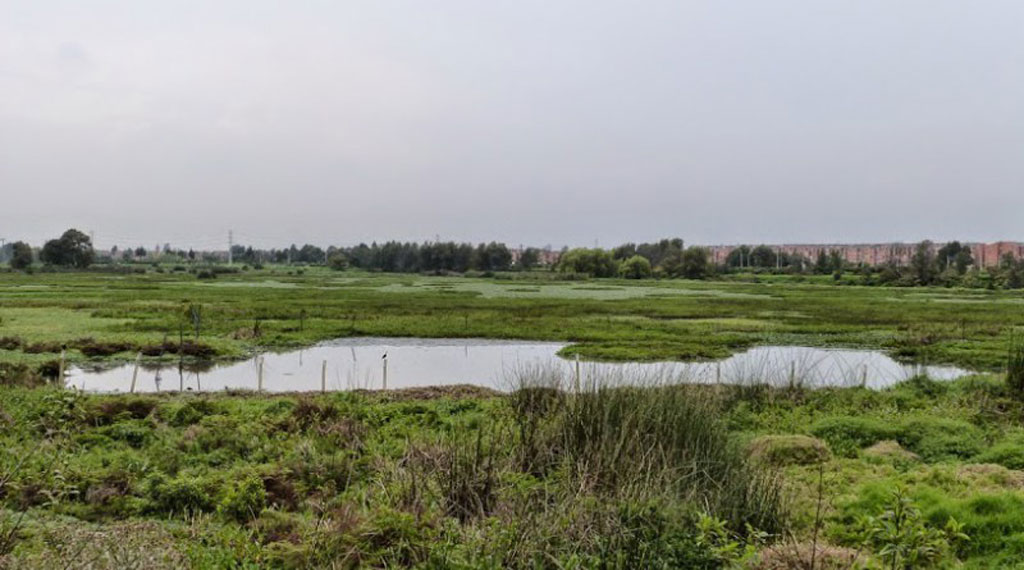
left=2, top=269, right=1024, bottom=568
left=0, top=268, right=1022, bottom=375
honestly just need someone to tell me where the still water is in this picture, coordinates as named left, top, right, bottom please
left=65, top=338, right=971, bottom=393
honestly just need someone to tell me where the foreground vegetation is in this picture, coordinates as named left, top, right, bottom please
left=4, top=371, right=1024, bottom=567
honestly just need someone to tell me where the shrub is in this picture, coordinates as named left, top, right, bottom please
left=810, top=416, right=901, bottom=457
left=898, top=417, right=984, bottom=462
left=145, top=473, right=214, bottom=515
left=98, top=420, right=154, bottom=448
left=811, top=415, right=982, bottom=461
left=218, top=474, right=267, bottom=522
left=857, top=488, right=968, bottom=569
left=168, top=399, right=222, bottom=427
left=748, top=435, right=831, bottom=467
left=87, top=397, right=158, bottom=426
left=974, top=435, right=1024, bottom=470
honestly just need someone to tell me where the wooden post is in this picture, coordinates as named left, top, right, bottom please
left=58, top=350, right=66, bottom=387
left=129, top=352, right=141, bottom=393
left=861, top=365, right=868, bottom=388
left=258, top=357, right=264, bottom=391
left=321, top=360, right=327, bottom=393
left=574, top=354, right=581, bottom=392
left=789, top=361, right=796, bottom=389
left=716, top=362, right=721, bottom=384
left=382, top=355, right=388, bottom=390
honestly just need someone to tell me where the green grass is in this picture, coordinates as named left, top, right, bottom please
left=1, top=268, right=1024, bottom=377
left=4, top=268, right=1024, bottom=565
left=3, top=372, right=1024, bottom=566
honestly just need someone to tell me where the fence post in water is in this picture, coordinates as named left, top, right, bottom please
left=257, top=357, right=265, bottom=391
left=58, top=349, right=66, bottom=388
left=861, top=365, right=868, bottom=388
left=129, top=352, right=141, bottom=393
left=382, top=355, right=388, bottom=390
left=789, top=360, right=796, bottom=389
left=321, top=360, right=327, bottom=393
left=716, top=362, right=721, bottom=384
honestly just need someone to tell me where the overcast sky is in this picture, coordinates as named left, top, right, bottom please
left=2, top=1, right=1022, bottom=250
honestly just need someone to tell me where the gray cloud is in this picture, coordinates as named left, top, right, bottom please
left=2, top=0, right=1022, bottom=250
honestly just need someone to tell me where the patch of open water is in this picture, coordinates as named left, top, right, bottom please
left=65, top=338, right=971, bottom=393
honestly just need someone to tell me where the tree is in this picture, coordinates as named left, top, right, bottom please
left=9, top=241, right=33, bottom=270
left=474, top=242, right=512, bottom=272
left=909, top=241, right=938, bottom=285
left=681, top=247, right=710, bottom=279
left=726, top=246, right=752, bottom=269
left=328, top=251, right=348, bottom=271
left=814, top=250, right=830, bottom=274
left=618, top=255, right=652, bottom=279
left=558, top=248, right=618, bottom=277
left=40, top=229, right=95, bottom=268
left=748, top=245, right=777, bottom=268
left=517, top=248, right=541, bottom=270
left=612, top=243, right=637, bottom=260
left=936, top=241, right=974, bottom=275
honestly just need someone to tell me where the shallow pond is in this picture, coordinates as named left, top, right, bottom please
left=65, top=338, right=971, bottom=393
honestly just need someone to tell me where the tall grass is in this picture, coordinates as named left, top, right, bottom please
left=509, top=366, right=785, bottom=535
left=1008, top=335, right=1024, bottom=396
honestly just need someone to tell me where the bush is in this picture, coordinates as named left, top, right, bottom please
left=974, top=434, right=1024, bottom=470
left=748, top=435, right=831, bottom=466
left=218, top=473, right=267, bottom=522
left=810, top=416, right=901, bottom=457
left=810, top=415, right=983, bottom=461
left=145, top=473, right=215, bottom=515
left=898, top=416, right=984, bottom=462
left=168, top=399, right=222, bottom=427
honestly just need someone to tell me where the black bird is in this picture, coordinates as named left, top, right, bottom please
left=382, top=352, right=388, bottom=360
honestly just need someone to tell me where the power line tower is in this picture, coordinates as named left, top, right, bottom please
left=227, top=230, right=234, bottom=265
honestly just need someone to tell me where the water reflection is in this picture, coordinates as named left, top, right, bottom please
left=64, top=338, right=971, bottom=393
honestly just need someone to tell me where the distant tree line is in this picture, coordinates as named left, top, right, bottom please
left=227, top=241, right=523, bottom=273
left=6, top=230, right=1024, bottom=290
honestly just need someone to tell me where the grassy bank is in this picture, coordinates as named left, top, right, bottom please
left=3, top=371, right=1024, bottom=567
left=1, top=269, right=1023, bottom=380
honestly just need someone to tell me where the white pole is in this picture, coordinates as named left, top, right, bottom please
left=130, top=352, right=141, bottom=393
left=321, top=360, right=327, bottom=393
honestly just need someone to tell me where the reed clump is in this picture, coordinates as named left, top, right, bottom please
left=509, top=367, right=786, bottom=535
